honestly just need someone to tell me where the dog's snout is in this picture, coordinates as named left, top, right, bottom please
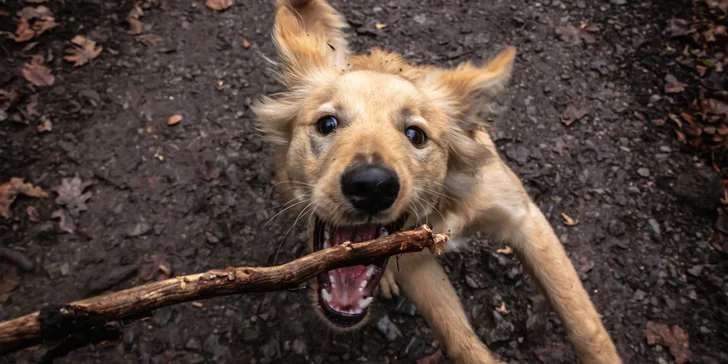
left=341, top=164, right=400, bottom=214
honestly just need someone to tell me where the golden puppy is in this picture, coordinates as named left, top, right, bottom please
left=253, top=1, right=621, bottom=363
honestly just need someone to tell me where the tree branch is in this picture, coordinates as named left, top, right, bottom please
left=0, top=225, right=447, bottom=356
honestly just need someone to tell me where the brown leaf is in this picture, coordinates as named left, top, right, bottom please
left=51, top=208, right=75, bottom=233
left=167, top=114, right=183, bottom=125
left=63, top=35, right=103, bottom=67
left=31, top=16, right=58, bottom=35
left=697, top=65, right=707, bottom=76
left=242, top=38, right=251, bottom=49
left=665, top=81, right=686, bottom=93
left=136, top=33, right=163, bottom=46
left=0, top=266, right=21, bottom=294
left=675, top=129, right=687, bottom=143
left=0, top=177, right=48, bottom=219
left=703, top=98, right=728, bottom=115
left=26, top=206, right=39, bottom=221
left=17, top=5, right=52, bottom=20
left=417, top=350, right=443, bottom=364
left=680, top=111, right=695, bottom=126
left=645, top=321, right=692, bottom=364
left=205, top=0, right=233, bottom=11
left=37, top=115, right=52, bottom=132
left=10, top=17, right=35, bottom=42
left=127, top=17, right=143, bottom=35
left=22, top=55, right=54, bottom=87
left=561, top=213, right=579, bottom=226
left=53, top=175, right=92, bottom=217
left=651, top=118, right=666, bottom=126
left=561, top=104, right=589, bottom=126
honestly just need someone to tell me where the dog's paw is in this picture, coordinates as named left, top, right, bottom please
left=378, top=268, right=400, bottom=300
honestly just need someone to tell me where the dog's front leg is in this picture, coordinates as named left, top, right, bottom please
left=504, top=203, right=621, bottom=364
left=390, top=250, right=504, bottom=364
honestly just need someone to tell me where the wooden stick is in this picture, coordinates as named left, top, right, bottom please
left=0, top=226, right=447, bottom=356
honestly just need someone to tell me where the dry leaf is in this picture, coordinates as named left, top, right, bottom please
left=51, top=209, right=75, bottom=233
left=64, top=35, right=103, bottom=67
left=242, top=38, right=251, bottom=49
left=53, top=175, right=92, bottom=217
left=375, top=23, right=388, bottom=29
left=496, top=246, right=513, bottom=255
left=168, top=114, right=183, bottom=125
left=645, top=321, right=691, bottom=364
left=127, top=17, right=143, bottom=35
left=417, top=349, right=443, bottom=364
left=665, top=81, right=686, bottom=93
left=0, top=177, right=48, bottom=219
left=136, top=33, right=163, bottom=46
left=0, top=266, right=21, bottom=294
left=496, top=301, right=509, bottom=314
left=11, top=18, right=35, bottom=42
left=561, top=213, right=578, bottom=226
left=37, top=115, right=52, bottom=132
left=205, top=0, right=233, bottom=11
left=22, top=55, right=54, bottom=87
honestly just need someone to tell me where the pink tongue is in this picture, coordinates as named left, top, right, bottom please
left=331, top=224, right=377, bottom=246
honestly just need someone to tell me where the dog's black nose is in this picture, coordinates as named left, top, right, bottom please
left=341, top=164, right=400, bottom=214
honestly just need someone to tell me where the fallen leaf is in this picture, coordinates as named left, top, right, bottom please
left=24, top=94, right=39, bottom=118
left=31, top=16, right=58, bottom=35
left=26, top=206, right=39, bottom=221
left=555, top=25, right=596, bottom=45
left=167, top=114, right=183, bottom=125
left=0, top=266, right=21, bottom=294
left=242, top=38, right=251, bottom=49
left=0, top=178, right=48, bottom=219
left=702, top=98, right=728, bottom=115
left=63, top=35, right=103, bottom=67
left=697, top=65, right=707, bottom=76
left=37, top=115, right=52, bottom=132
left=496, top=246, right=513, bottom=255
left=22, top=55, right=54, bottom=87
left=496, top=301, right=509, bottom=314
left=10, top=17, right=35, bottom=42
left=375, top=23, right=388, bottom=29
left=205, top=0, right=233, bottom=11
left=665, top=81, right=686, bottom=93
left=136, top=33, right=163, bottom=46
left=561, top=213, right=578, bottom=226
left=51, top=208, right=75, bottom=233
left=127, top=17, right=143, bottom=35
left=17, top=5, right=52, bottom=20
left=53, top=175, right=93, bottom=217
left=645, top=321, right=692, bottom=364
left=417, top=349, right=443, bottom=364
left=561, top=104, right=590, bottom=126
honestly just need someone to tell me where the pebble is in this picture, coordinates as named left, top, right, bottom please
left=648, top=218, right=661, bottom=236
left=185, top=337, right=202, bottom=351
left=413, top=14, right=427, bottom=25
left=465, top=275, right=480, bottom=289
left=404, top=337, right=426, bottom=358
left=152, top=308, right=173, bottom=327
left=687, top=265, right=703, bottom=277
left=292, top=338, right=307, bottom=355
left=203, top=334, right=230, bottom=358
left=486, top=311, right=514, bottom=345
left=637, top=167, right=650, bottom=177
left=126, top=221, right=151, bottom=237
left=377, top=315, right=402, bottom=341
left=633, top=289, right=647, bottom=301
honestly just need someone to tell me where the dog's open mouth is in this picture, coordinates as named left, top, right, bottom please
left=313, top=215, right=407, bottom=328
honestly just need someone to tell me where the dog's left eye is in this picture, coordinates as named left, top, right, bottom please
left=405, top=126, right=427, bottom=146
left=317, top=116, right=338, bottom=135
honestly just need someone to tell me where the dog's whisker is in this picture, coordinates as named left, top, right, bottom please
left=273, top=200, right=318, bottom=265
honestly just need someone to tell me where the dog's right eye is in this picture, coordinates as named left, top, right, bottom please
left=316, top=116, right=338, bottom=135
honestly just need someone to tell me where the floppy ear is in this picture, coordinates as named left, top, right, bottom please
left=417, top=47, right=517, bottom=197
left=272, top=0, right=349, bottom=87
left=253, top=0, right=349, bottom=145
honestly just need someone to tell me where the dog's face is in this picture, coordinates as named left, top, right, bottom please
left=254, top=0, right=515, bottom=329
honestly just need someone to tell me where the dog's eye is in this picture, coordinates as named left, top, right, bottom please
left=405, top=126, right=427, bottom=146
left=316, top=116, right=338, bottom=135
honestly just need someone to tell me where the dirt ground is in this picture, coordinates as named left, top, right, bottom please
left=2, top=0, right=727, bottom=363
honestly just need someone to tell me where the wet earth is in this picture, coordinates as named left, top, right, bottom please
left=2, top=0, right=728, bottom=363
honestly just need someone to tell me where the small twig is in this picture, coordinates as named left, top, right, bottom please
left=0, top=226, right=448, bottom=356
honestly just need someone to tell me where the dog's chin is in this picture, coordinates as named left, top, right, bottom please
left=310, top=214, right=407, bottom=330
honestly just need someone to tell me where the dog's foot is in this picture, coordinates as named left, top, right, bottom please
left=378, top=268, right=400, bottom=299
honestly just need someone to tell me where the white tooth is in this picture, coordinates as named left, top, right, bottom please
left=321, top=289, right=332, bottom=303
left=358, top=297, right=373, bottom=309
left=360, top=280, right=368, bottom=288
left=366, top=266, right=375, bottom=277
left=329, top=275, right=335, bottom=283
left=353, top=309, right=363, bottom=315
left=379, top=227, right=388, bottom=237
left=359, top=287, right=364, bottom=292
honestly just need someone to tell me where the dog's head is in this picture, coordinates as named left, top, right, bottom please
left=253, top=0, right=515, bottom=329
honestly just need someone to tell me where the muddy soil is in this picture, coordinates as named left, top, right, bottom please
left=1, top=0, right=727, bottom=363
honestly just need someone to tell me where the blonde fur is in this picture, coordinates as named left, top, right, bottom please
left=253, top=1, right=621, bottom=363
